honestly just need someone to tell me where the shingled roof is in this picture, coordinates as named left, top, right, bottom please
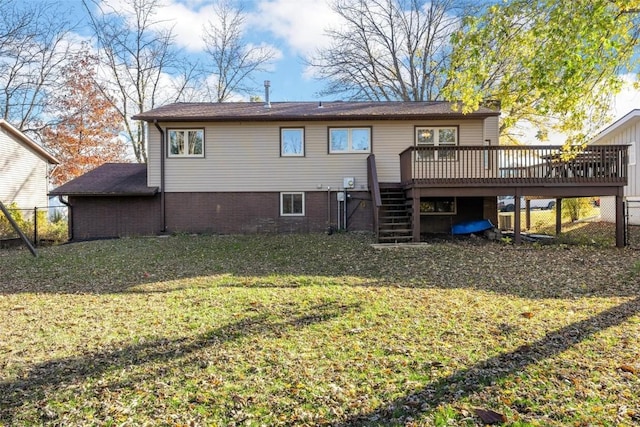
left=50, top=163, right=158, bottom=197
left=132, top=101, right=500, bottom=122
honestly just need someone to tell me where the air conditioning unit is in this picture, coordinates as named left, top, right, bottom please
left=343, top=177, right=355, bottom=189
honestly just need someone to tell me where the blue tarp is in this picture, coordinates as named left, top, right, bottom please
left=451, top=219, right=494, bottom=235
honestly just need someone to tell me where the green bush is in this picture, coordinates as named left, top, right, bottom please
left=561, top=197, right=592, bottom=222
left=0, top=203, right=28, bottom=238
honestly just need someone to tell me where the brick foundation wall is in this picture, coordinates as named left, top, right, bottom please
left=165, top=191, right=373, bottom=235
left=69, top=195, right=161, bottom=240
left=67, top=191, right=373, bottom=239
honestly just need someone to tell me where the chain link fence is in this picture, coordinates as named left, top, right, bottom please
left=497, top=197, right=626, bottom=247
left=626, top=199, right=640, bottom=249
left=0, top=205, right=69, bottom=249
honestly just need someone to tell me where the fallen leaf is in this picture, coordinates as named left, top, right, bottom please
left=521, top=312, right=534, bottom=318
left=619, top=364, right=637, bottom=375
left=474, top=408, right=507, bottom=425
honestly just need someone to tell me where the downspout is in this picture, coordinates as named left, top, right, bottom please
left=153, top=120, right=166, bottom=233
left=57, top=196, right=73, bottom=241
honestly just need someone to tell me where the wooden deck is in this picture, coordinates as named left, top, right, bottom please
left=370, top=145, right=629, bottom=247
left=399, top=144, right=628, bottom=188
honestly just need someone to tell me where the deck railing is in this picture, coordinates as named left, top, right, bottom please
left=399, top=144, right=628, bottom=186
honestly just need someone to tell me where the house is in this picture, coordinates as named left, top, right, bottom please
left=50, top=100, right=628, bottom=246
left=0, top=119, right=59, bottom=210
left=589, top=109, right=639, bottom=224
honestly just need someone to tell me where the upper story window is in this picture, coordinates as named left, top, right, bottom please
left=168, top=129, right=204, bottom=157
left=416, top=127, right=458, bottom=160
left=329, top=127, right=371, bottom=153
left=281, top=128, right=304, bottom=156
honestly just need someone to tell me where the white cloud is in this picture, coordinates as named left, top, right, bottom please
left=249, top=0, right=337, bottom=57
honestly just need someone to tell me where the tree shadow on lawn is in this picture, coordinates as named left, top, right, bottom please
left=330, top=295, right=640, bottom=426
left=0, top=301, right=359, bottom=424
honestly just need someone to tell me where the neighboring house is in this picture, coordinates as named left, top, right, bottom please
left=589, top=109, right=639, bottom=224
left=0, top=119, right=59, bottom=210
left=51, top=100, right=628, bottom=246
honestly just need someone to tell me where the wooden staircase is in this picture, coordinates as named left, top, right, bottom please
left=377, top=186, right=413, bottom=243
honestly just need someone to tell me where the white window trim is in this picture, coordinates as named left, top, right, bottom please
left=415, top=126, right=458, bottom=160
left=168, top=128, right=205, bottom=158
left=329, top=127, right=372, bottom=154
left=281, top=128, right=305, bottom=157
left=280, top=192, right=305, bottom=216
left=629, top=141, right=636, bottom=166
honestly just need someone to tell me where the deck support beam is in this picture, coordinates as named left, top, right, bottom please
left=555, top=198, right=562, bottom=236
left=412, top=195, right=421, bottom=242
left=513, top=194, right=522, bottom=244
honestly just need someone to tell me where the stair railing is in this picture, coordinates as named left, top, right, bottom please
left=367, top=154, right=382, bottom=241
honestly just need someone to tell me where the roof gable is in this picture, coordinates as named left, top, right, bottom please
left=0, top=119, right=59, bottom=164
left=590, top=109, right=640, bottom=144
left=133, top=101, right=500, bottom=123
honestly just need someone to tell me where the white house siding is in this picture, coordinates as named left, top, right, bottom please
left=590, top=111, right=640, bottom=224
left=147, top=119, right=492, bottom=192
left=0, top=127, right=50, bottom=209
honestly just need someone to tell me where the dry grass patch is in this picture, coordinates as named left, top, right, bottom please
left=1, top=233, right=639, bottom=426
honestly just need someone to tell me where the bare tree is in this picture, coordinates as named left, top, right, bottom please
left=82, top=0, right=195, bottom=163
left=309, top=0, right=475, bottom=101
left=0, top=0, right=73, bottom=133
left=202, top=0, right=276, bottom=102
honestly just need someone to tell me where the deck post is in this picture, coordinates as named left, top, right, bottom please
left=616, top=194, right=625, bottom=248
left=412, top=194, right=421, bottom=242
left=513, top=195, right=522, bottom=244
left=555, top=198, right=562, bottom=235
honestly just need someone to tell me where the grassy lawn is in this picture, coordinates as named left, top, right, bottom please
left=1, top=233, right=639, bottom=426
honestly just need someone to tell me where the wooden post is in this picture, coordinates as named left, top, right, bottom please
left=525, top=199, right=531, bottom=230
left=33, top=207, right=38, bottom=245
left=555, top=198, right=562, bottom=236
left=412, top=194, right=421, bottom=242
left=514, top=195, right=522, bottom=244
left=0, top=200, right=37, bottom=257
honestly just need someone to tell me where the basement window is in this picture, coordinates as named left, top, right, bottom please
left=168, top=129, right=204, bottom=157
left=420, top=197, right=456, bottom=215
left=281, top=192, right=305, bottom=216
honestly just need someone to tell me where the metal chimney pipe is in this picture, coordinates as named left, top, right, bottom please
left=264, top=80, right=271, bottom=108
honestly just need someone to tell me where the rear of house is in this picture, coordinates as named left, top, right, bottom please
left=141, top=102, right=501, bottom=238
left=53, top=100, right=627, bottom=246
left=53, top=101, right=501, bottom=240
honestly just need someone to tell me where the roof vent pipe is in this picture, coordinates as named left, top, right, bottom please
left=264, top=80, right=271, bottom=108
